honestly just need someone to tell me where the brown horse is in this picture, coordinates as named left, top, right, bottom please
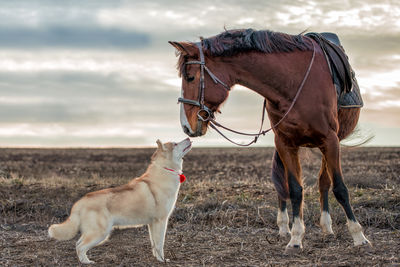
left=169, top=29, right=370, bottom=252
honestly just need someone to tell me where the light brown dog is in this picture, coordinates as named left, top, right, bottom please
left=48, top=138, right=192, bottom=264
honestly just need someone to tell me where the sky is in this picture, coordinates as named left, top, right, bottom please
left=0, top=0, right=399, bottom=147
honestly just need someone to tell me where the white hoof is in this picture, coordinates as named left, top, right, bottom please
left=279, top=227, right=291, bottom=237
left=347, top=220, right=370, bottom=246
left=284, top=244, right=302, bottom=254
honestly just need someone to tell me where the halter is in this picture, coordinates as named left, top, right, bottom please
left=178, top=40, right=316, bottom=146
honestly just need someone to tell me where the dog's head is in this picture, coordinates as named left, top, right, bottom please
left=152, top=138, right=192, bottom=167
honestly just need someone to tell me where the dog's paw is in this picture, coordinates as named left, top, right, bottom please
left=155, top=255, right=170, bottom=263
left=80, top=259, right=95, bottom=264
left=156, top=256, right=164, bottom=262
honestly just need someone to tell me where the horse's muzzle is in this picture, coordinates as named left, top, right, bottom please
left=180, top=102, right=207, bottom=137
left=182, top=125, right=204, bottom=137
left=182, top=125, right=195, bottom=137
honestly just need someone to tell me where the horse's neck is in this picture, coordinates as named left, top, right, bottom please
left=229, top=51, right=310, bottom=101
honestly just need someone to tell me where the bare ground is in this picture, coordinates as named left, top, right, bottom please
left=0, top=147, right=399, bottom=266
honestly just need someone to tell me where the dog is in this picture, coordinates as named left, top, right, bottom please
left=48, top=138, right=192, bottom=264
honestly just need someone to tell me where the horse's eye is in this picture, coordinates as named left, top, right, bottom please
left=186, top=76, right=194, bottom=82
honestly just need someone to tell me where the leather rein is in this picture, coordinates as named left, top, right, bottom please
left=178, top=40, right=316, bottom=146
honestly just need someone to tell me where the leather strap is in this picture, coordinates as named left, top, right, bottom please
left=178, top=38, right=316, bottom=146
left=208, top=40, right=316, bottom=146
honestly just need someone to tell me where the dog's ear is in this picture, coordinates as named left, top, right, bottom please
left=156, top=139, right=166, bottom=151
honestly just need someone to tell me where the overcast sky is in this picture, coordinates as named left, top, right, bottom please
left=0, top=0, right=399, bottom=147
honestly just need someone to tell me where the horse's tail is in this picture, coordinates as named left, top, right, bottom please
left=337, top=108, right=361, bottom=141
left=271, top=150, right=289, bottom=200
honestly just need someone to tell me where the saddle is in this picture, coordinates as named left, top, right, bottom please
left=305, top=32, right=363, bottom=108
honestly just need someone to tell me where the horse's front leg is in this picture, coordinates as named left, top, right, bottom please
left=275, top=139, right=305, bottom=252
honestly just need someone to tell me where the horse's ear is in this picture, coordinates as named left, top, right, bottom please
left=156, top=139, right=166, bottom=151
left=169, top=41, right=198, bottom=56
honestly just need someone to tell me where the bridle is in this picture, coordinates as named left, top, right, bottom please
left=178, top=39, right=316, bottom=146
left=178, top=42, right=230, bottom=135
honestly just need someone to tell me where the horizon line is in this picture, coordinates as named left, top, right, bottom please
left=0, top=145, right=398, bottom=149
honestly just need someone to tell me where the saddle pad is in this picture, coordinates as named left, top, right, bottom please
left=306, top=32, right=363, bottom=109
left=337, top=74, right=364, bottom=108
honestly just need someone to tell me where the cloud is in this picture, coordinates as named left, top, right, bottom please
left=0, top=0, right=121, bottom=28
left=0, top=0, right=398, bottom=147
left=0, top=26, right=150, bottom=49
left=0, top=71, right=180, bottom=123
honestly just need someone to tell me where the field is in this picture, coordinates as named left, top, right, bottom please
left=0, top=147, right=399, bottom=266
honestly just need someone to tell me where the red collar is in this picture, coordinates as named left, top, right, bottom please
left=163, top=167, right=186, bottom=183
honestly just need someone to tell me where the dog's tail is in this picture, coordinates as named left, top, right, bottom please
left=48, top=205, right=80, bottom=241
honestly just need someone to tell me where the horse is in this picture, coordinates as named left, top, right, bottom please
left=169, top=28, right=371, bottom=252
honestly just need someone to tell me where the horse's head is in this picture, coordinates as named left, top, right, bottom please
left=169, top=41, right=231, bottom=137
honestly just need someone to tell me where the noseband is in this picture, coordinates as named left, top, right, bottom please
left=178, top=40, right=316, bottom=146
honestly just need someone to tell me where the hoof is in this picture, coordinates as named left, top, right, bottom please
left=322, top=232, right=335, bottom=239
left=284, top=245, right=302, bottom=255
left=278, top=231, right=291, bottom=241
left=321, top=229, right=334, bottom=236
left=278, top=234, right=290, bottom=244
left=356, top=240, right=373, bottom=252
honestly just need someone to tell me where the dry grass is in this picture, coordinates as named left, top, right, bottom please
left=0, top=147, right=399, bottom=266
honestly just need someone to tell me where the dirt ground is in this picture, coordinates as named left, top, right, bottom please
left=0, top=146, right=399, bottom=266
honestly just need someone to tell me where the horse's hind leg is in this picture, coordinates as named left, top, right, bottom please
left=319, top=158, right=334, bottom=235
left=277, top=198, right=290, bottom=237
left=320, top=133, right=370, bottom=246
left=275, top=139, right=305, bottom=252
left=271, top=150, right=290, bottom=237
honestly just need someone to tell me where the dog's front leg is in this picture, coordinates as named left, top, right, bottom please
left=148, top=219, right=168, bottom=262
left=147, top=224, right=156, bottom=257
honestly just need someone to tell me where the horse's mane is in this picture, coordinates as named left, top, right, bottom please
left=177, top=29, right=312, bottom=77
left=202, top=28, right=312, bottom=56
left=176, top=28, right=312, bottom=77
